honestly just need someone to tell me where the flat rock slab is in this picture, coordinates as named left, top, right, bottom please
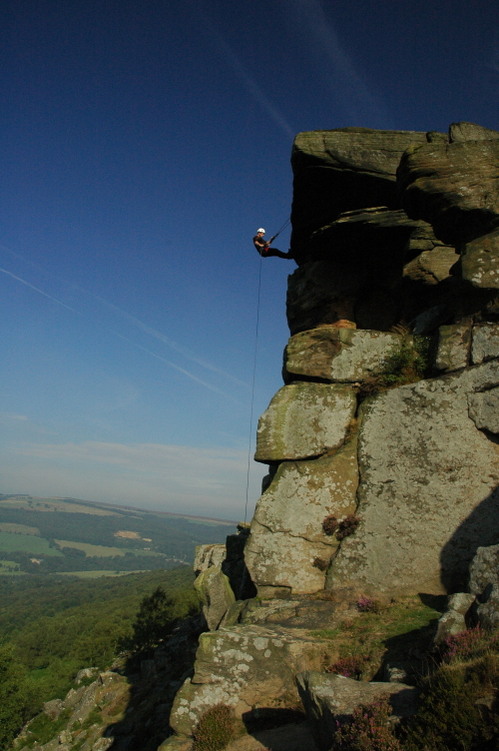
left=285, top=327, right=407, bottom=383
left=255, top=382, right=356, bottom=462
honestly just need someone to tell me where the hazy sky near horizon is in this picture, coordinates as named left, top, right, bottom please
left=1, top=0, right=497, bottom=520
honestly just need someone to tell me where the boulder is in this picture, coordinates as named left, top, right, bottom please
left=434, top=323, right=471, bottom=372
left=434, top=592, right=476, bottom=644
left=449, top=122, right=499, bottom=142
left=285, top=327, right=411, bottom=383
left=328, top=360, right=499, bottom=595
left=245, top=442, right=358, bottom=596
left=468, top=386, right=499, bottom=434
left=461, top=229, right=499, bottom=290
left=469, top=545, right=499, bottom=630
left=398, top=126, right=499, bottom=245
left=296, top=671, right=418, bottom=751
left=254, top=382, right=356, bottom=463
left=403, top=246, right=459, bottom=286
left=169, top=625, right=326, bottom=736
left=194, top=544, right=226, bottom=574
left=287, top=261, right=364, bottom=334
left=471, top=323, right=499, bottom=364
left=194, top=566, right=236, bottom=631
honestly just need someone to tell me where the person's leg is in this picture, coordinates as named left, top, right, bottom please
left=265, top=247, right=293, bottom=259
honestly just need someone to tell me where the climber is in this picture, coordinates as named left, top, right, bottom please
left=252, top=228, right=293, bottom=259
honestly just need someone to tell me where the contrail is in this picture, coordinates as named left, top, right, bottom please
left=112, top=331, right=245, bottom=404
left=90, top=292, right=248, bottom=388
left=0, top=243, right=248, bottom=389
left=0, top=266, right=77, bottom=313
left=0, top=263, right=243, bottom=400
left=187, top=0, right=295, bottom=140
left=286, top=0, right=389, bottom=124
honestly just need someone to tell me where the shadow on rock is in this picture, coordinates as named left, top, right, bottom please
left=440, top=488, right=499, bottom=594
left=104, top=614, right=205, bottom=751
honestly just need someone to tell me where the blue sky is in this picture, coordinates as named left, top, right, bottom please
left=1, top=0, right=497, bottom=520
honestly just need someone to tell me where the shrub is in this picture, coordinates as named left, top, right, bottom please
left=192, top=704, right=236, bottom=751
left=402, top=630, right=499, bottom=751
left=358, top=336, right=430, bottom=400
left=334, top=696, right=402, bottom=751
left=322, top=514, right=360, bottom=540
left=357, top=596, right=379, bottom=613
left=440, top=625, right=498, bottom=663
left=326, top=655, right=367, bottom=680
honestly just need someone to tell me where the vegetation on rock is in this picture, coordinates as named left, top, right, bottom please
left=358, top=336, right=431, bottom=400
left=192, top=704, right=237, bottom=751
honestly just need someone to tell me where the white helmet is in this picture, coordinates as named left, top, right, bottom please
left=257, top=228, right=265, bottom=234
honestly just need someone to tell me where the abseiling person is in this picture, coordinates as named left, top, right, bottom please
left=252, top=228, right=293, bottom=259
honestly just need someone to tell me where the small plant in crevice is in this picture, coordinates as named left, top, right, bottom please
left=356, top=596, right=379, bottom=613
left=334, top=696, right=402, bottom=751
left=336, top=515, right=361, bottom=540
left=322, top=515, right=339, bottom=536
left=357, top=335, right=431, bottom=401
left=326, top=654, right=369, bottom=680
left=322, top=514, right=360, bottom=541
left=192, top=703, right=236, bottom=751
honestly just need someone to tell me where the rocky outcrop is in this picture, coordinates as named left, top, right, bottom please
left=247, top=122, right=499, bottom=600
left=164, top=122, right=499, bottom=748
left=297, top=671, right=418, bottom=751
left=169, top=624, right=325, bottom=736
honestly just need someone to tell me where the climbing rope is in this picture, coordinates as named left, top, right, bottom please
left=243, top=217, right=290, bottom=522
left=268, top=217, right=291, bottom=243
left=244, top=250, right=264, bottom=523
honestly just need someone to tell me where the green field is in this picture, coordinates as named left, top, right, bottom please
left=0, top=496, right=119, bottom=515
left=0, top=531, right=63, bottom=556
left=0, top=522, right=39, bottom=535
left=54, top=540, right=164, bottom=558
left=0, top=494, right=234, bottom=576
left=0, top=559, right=26, bottom=575
left=57, top=569, right=150, bottom=578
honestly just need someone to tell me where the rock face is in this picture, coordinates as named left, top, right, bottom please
left=246, top=122, right=499, bottom=599
left=163, top=122, right=499, bottom=749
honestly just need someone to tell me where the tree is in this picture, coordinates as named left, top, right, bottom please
left=123, top=586, right=177, bottom=653
left=0, top=645, right=33, bottom=748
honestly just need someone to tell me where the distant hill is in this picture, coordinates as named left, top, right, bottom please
left=0, top=494, right=235, bottom=577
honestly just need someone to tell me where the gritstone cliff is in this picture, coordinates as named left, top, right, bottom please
left=164, top=122, right=498, bottom=750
